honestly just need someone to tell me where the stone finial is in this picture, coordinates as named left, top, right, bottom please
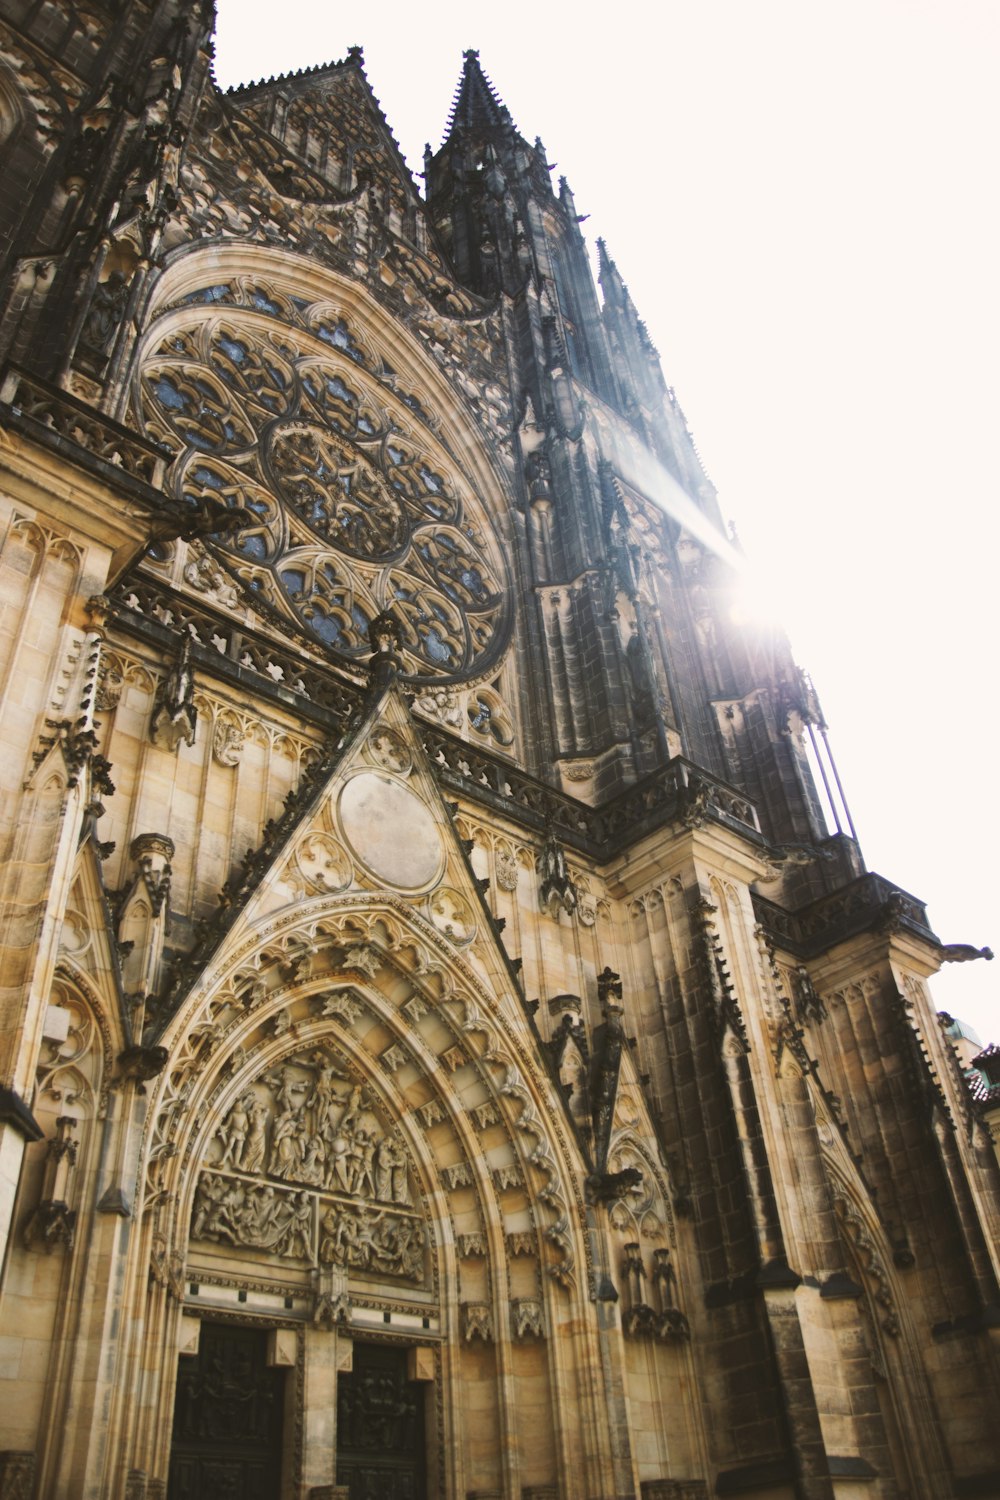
left=538, top=831, right=577, bottom=920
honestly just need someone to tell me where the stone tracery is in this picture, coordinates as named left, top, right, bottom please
left=138, top=283, right=509, bottom=680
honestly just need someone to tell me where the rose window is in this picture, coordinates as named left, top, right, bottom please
left=138, top=282, right=509, bottom=680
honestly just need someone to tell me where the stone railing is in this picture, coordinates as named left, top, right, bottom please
left=421, top=723, right=761, bottom=858
left=112, top=585, right=363, bottom=732
left=111, top=581, right=765, bottom=864
left=0, top=364, right=170, bottom=488
left=754, top=872, right=935, bottom=957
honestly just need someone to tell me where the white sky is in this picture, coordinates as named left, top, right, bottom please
left=213, top=1, right=999, bottom=1046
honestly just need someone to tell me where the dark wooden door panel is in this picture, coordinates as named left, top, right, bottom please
left=336, top=1343, right=425, bottom=1500
left=168, top=1323, right=283, bottom=1500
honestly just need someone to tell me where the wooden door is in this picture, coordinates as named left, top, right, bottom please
left=336, top=1342, right=426, bottom=1500
left=168, top=1322, right=284, bottom=1500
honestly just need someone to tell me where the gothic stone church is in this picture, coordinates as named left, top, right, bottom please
left=0, top=6, right=997, bottom=1500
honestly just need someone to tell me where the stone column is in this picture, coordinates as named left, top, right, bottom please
left=299, top=1323, right=344, bottom=1500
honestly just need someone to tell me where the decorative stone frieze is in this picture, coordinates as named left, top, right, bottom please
left=511, top=1298, right=543, bottom=1340
left=492, top=1164, right=521, bottom=1193
left=402, top=995, right=428, bottom=1024
left=507, top=1231, right=535, bottom=1257
left=315, top=992, right=364, bottom=1026
left=417, top=1099, right=445, bottom=1129
left=379, top=1043, right=408, bottom=1074
left=472, top=1101, right=500, bottom=1131
left=441, top=1162, right=473, bottom=1192
left=189, top=1049, right=425, bottom=1281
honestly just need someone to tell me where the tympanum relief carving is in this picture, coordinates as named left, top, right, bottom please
left=191, top=1050, right=425, bottom=1281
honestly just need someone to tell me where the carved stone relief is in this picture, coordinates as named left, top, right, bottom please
left=295, top=833, right=352, bottom=894
left=472, top=1101, right=500, bottom=1131
left=492, top=1164, right=521, bottom=1193
left=315, top=991, right=364, bottom=1026
left=511, top=1298, right=544, bottom=1340
left=507, top=1231, right=535, bottom=1257
left=159, top=901, right=579, bottom=1292
left=576, top=894, right=597, bottom=927
left=441, top=1162, right=473, bottom=1192
left=212, top=717, right=245, bottom=767
left=428, top=888, right=475, bottom=945
left=191, top=1050, right=425, bottom=1282
left=411, top=686, right=463, bottom=729
left=365, top=727, right=411, bottom=775
left=494, top=849, right=518, bottom=892
left=417, top=1099, right=445, bottom=1129
left=95, top=663, right=123, bottom=712
left=461, top=1301, right=492, bottom=1343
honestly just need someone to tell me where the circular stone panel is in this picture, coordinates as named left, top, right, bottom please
left=338, top=771, right=444, bottom=891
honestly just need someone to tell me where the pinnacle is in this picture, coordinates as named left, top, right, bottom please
left=442, top=49, right=515, bottom=142
left=597, top=238, right=629, bottom=306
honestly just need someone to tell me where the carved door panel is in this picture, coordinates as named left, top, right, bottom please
left=168, top=1322, right=284, bottom=1500
left=336, top=1343, right=426, bottom=1500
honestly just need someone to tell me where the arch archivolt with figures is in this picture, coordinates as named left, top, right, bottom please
left=117, top=884, right=609, bottom=1497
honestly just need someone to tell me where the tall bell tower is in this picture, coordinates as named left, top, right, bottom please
left=427, top=51, right=846, bottom=886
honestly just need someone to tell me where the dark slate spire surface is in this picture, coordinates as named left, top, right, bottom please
left=443, top=50, right=516, bottom=140
left=597, top=238, right=629, bottom=309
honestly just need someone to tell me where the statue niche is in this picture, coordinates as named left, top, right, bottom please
left=191, top=1050, right=425, bottom=1280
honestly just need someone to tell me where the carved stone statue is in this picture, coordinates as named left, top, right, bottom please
left=217, top=1091, right=254, bottom=1168
left=81, top=270, right=130, bottom=354
left=150, top=634, right=197, bottom=751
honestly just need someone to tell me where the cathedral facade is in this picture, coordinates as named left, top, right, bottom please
left=0, top=5, right=998, bottom=1499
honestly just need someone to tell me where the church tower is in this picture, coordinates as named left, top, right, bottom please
left=0, top=8, right=997, bottom=1499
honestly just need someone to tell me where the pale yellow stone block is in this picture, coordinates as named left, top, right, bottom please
left=178, top=1315, right=201, bottom=1358
left=266, top=1327, right=296, bottom=1367
left=407, top=1346, right=435, bottom=1381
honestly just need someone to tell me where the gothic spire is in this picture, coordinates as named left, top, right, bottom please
left=597, top=239, right=631, bottom=312
left=443, top=50, right=516, bottom=140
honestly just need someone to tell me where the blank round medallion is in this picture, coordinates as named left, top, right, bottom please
left=338, top=771, right=444, bottom=890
